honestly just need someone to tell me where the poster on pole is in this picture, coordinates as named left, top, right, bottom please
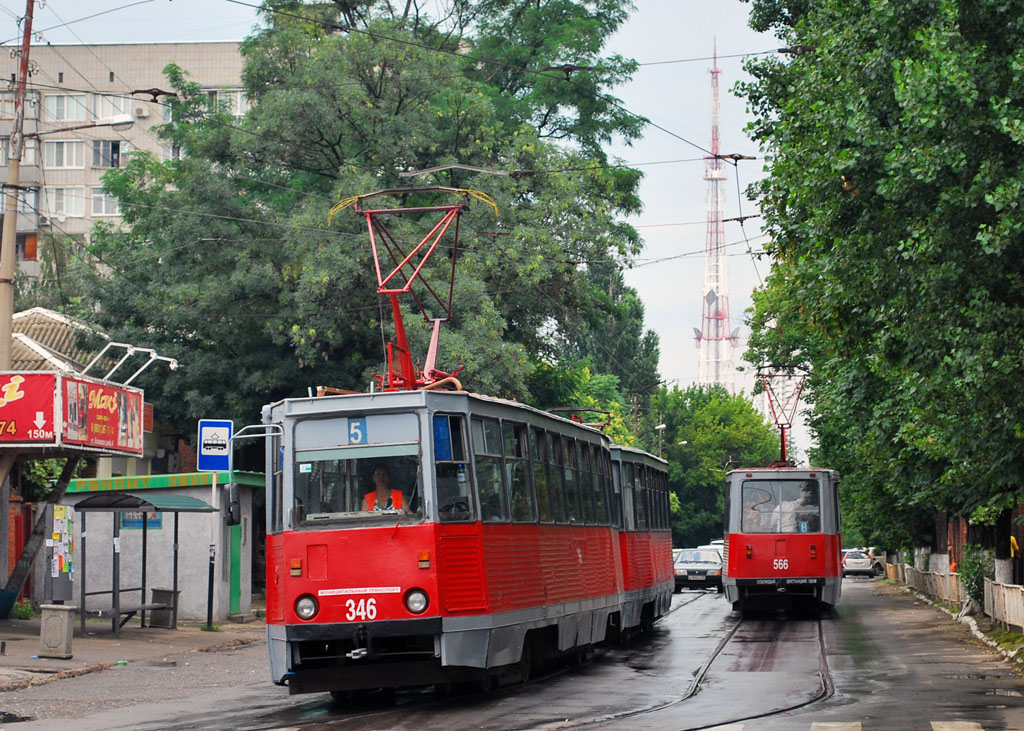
left=0, top=371, right=144, bottom=456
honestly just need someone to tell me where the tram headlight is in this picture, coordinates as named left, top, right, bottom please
left=405, top=588, right=429, bottom=614
left=295, top=594, right=319, bottom=620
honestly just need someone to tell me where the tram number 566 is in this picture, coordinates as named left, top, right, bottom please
left=345, top=597, right=377, bottom=621
left=772, top=559, right=789, bottom=570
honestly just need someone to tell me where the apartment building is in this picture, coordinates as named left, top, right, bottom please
left=0, top=42, right=245, bottom=277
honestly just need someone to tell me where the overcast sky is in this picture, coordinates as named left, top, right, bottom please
left=3, top=1, right=806, bottom=448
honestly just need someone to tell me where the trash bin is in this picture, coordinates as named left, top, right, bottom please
left=39, top=604, right=76, bottom=659
left=149, top=588, right=179, bottom=629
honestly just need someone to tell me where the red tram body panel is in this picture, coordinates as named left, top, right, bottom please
left=722, top=467, right=842, bottom=614
left=263, top=390, right=673, bottom=695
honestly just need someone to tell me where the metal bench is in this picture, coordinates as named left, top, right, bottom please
left=84, top=602, right=171, bottom=633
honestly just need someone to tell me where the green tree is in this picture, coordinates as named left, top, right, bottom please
left=72, top=0, right=653, bottom=442
left=740, top=0, right=1024, bottom=545
left=654, top=385, right=778, bottom=547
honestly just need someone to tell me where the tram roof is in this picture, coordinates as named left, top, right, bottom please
left=265, top=388, right=611, bottom=437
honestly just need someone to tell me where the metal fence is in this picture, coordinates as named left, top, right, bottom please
left=885, top=562, right=1024, bottom=631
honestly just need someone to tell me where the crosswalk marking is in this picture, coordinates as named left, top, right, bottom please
left=706, top=722, right=985, bottom=730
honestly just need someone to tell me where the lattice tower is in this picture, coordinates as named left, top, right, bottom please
left=693, top=46, right=739, bottom=392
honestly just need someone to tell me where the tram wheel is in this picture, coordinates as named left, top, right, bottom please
left=329, top=690, right=352, bottom=704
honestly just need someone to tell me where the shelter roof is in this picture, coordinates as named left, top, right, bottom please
left=73, top=492, right=216, bottom=512
left=11, top=307, right=103, bottom=371
left=66, top=470, right=265, bottom=493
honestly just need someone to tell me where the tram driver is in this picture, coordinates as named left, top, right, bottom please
left=363, top=464, right=405, bottom=511
left=773, top=481, right=820, bottom=532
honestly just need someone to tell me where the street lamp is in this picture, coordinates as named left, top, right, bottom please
left=655, top=423, right=666, bottom=458
left=0, top=114, right=135, bottom=368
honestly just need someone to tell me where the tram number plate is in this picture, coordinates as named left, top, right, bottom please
left=772, top=558, right=789, bottom=570
left=345, top=597, right=377, bottom=621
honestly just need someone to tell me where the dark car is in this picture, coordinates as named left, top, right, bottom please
left=674, top=548, right=723, bottom=592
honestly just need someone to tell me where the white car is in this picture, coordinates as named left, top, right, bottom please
left=842, top=549, right=874, bottom=577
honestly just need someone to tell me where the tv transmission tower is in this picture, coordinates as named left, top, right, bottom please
left=693, top=47, right=739, bottom=393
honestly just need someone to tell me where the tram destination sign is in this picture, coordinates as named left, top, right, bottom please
left=0, top=371, right=144, bottom=457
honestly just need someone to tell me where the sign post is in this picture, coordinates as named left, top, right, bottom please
left=197, top=419, right=231, bottom=628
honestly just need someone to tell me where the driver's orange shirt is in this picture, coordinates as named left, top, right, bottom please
left=363, top=489, right=404, bottom=511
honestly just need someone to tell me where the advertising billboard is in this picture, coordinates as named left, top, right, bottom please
left=0, top=371, right=144, bottom=457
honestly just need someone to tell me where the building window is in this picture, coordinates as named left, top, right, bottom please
left=92, top=140, right=124, bottom=168
left=91, top=188, right=120, bottom=216
left=160, top=144, right=183, bottom=162
left=44, top=140, right=85, bottom=169
left=17, top=189, right=38, bottom=215
left=44, top=187, right=84, bottom=218
left=207, top=88, right=250, bottom=118
left=0, top=137, right=37, bottom=165
left=93, top=94, right=129, bottom=120
left=44, top=94, right=87, bottom=122
left=0, top=91, right=39, bottom=120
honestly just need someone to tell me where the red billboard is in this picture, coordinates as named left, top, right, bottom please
left=0, top=372, right=144, bottom=456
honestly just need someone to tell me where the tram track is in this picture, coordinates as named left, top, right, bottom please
left=525, top=611, right=834, bottom=731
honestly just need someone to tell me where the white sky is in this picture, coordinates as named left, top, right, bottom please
left=5, top=0, right=807, bottom=451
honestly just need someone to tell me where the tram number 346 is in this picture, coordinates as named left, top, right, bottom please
left=345, top=598, right=377, bottom=621
left=773, top=559, right=789, bottom=570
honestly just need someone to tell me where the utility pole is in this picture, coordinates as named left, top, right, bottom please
left=0, top=0, right=33, bottom=616
left=0, top=0, right=34, bottom=369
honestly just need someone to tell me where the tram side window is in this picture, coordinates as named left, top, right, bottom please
left=604, top=452, right=618, bottom=527
left=435, top=414, right=475, bottom=522
left=548, top=433, right=569, bottom=523
left=579, top=442, right=595, bottom=524
left=531, top=427, right=553, bottom=522
left=633, top=465, right=648, bottom=530
left=472, top=417, right=508, bottom=522
left=270, top=434, right=283, bottom=533
left=561, top=437, right=582, bottom=523
left=621, top=462, right=636, bottom=530
left=504, top=422, right=536, bottom=522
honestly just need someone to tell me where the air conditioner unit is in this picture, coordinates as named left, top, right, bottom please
left=134, top=106, right=151, bottom=119
left=38, top=215, right=48, bottom=225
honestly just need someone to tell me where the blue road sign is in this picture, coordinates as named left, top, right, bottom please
left=197, top=419, right=233, bottom=472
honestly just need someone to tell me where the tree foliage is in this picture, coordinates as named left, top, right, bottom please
left=42, top=0, right=662, bottom=445
left=740, top=0, right=1024, bottom=548
left=652, top=385, right=778, bottom=547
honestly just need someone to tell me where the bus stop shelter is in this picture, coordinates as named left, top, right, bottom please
left=74, top=492, right=216, bottom=636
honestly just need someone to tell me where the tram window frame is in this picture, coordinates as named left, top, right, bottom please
left=504, top=421, right=536, bottom=522
left=434, top=414, right=476, bottom=523
left=471, top=416, right=509, bottom=522
left=531, top=427, right=553, bottom=523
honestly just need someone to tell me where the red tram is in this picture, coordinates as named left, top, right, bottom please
left=722, top=466, right=842, bottom=614
left=263, top=390, right=673, bottom=695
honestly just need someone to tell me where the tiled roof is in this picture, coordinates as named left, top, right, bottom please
left=10, top=307, right=106, bottom=372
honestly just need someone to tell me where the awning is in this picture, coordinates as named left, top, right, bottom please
left=73, top=493, right=216, bottom=512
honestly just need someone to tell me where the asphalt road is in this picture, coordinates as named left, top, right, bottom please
left=4, top=580, right=1023, bottom=730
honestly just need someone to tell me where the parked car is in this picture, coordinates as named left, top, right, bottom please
left=674, top=548, right=723, bottom=592
left=842, top=549, right=874, bottom=577
left=673, top=548, right=683, bottom=563
left=866, top=546, right=887, bottom=576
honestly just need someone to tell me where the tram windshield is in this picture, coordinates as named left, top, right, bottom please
left=293, top=445, right=423, bottom=526
left=740, top=479, right=820, bottom=534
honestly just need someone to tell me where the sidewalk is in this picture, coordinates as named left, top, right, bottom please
left=0, top=613, right=266, bottom=692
